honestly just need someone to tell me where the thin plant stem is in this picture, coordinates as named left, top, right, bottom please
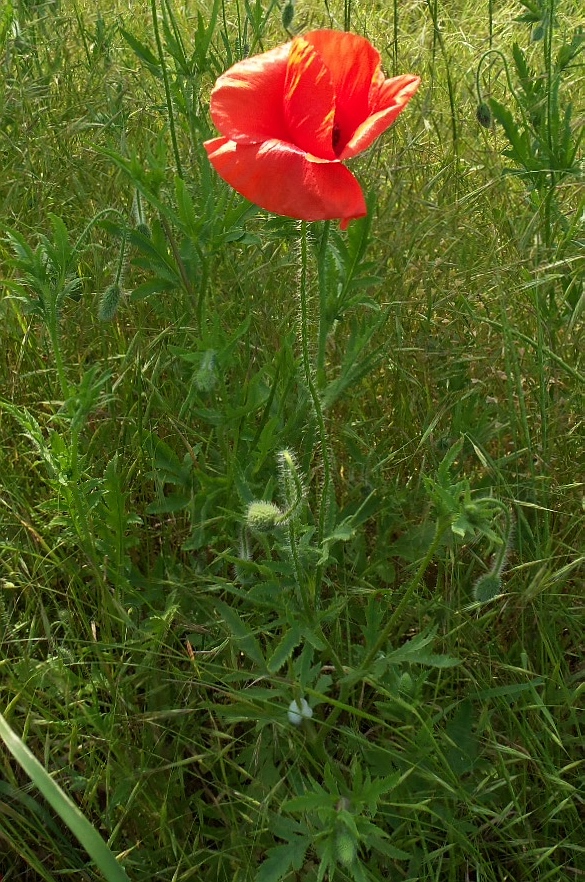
left=316, top=221, right=330, bottom=386
left=150, top=0, right=183, bottom=179
left=286, top=520, right=345, bottom=676
left=298, top=222, right=332, bottom=599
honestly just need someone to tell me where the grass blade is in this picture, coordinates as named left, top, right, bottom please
left=0, top=713, right=131, bottom=882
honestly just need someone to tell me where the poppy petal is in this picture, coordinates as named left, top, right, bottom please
left=204, top=137, right=366, bottom=225
left=283, top=36, right=336, bottom=160
left=339, top=74, right=421, bottom=160
left=209, top=44, right=291, bottom=144
left=303, top=30, right=381, bottom=153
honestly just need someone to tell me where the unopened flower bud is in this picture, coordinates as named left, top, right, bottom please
left=335, top=829, right=356, bottom=866
left=246, top=501, right=283, bottom=533
left=473, top=572, right=503, bottom=603
left=476, top=102, right=493, bottom=128
left=98, top=283, right=123, bottom=322
left=281, top=1, right=295, bottom=30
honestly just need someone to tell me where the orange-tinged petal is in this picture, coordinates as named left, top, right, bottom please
left=283, top=36, right=336, bottom=160
left=304, top=30, right=381, bottom=154
left=204, top=137, right=366, bottom=225
left=339, top=74, right=421, bottom=160
left=209, top=44, right=291, bottom=144
left=371, top=72, right=422, bottom=114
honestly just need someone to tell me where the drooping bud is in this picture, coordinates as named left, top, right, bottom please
left=281, top=0, right=295, bottom=31
left=473, top=571, right=503, bottom=603
left=277, top=448, right=305, bottom=521
left=98, top=283, right=124, bottom=322
left=246, top=501, right=284, bottom=534
left=476, top=102, right=493, bottom=128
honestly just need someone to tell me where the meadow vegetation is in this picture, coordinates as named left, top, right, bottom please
left=0, top=0, right=583, bottom=879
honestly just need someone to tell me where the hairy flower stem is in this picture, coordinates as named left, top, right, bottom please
left=316, top=221, right=330, bottom=386
left=287, top=520, right=312, bottom=620
left=287, top=520, right=345, bottom=676
left=299, top=222, right=332, bottom=599
left=361, top=515, right=450, bottom=670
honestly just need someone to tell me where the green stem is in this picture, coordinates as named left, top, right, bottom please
left=47, top=317, right=71, bottom=405
left=298, top=222, right=332, bottom=599
left=286, top=521, right=345, bottom=677
left=316, top=221, right=330, bottom=386
left=150, top=0, right=183, bottom=179
left=360, top=515, right=449, bottom=671
left=287, top=520, right=311, bottom=618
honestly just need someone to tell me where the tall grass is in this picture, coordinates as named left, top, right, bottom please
left=0, top=0, right=583, bottom=880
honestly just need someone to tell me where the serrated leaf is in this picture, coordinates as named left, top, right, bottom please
left=368, top=836, right=411, bottom=861
left=119, top=26, right=161, bottom=73
left=146, top=494, right=191, bottom=514
left=283, top=791, right=333, bottom=813
left=214, top=600, right=266, bottom=669
left=256, top=839, right=309, bottom=882
left=385, top=629, right=459, bottom=668
left=267, top=626, right=302, bottom=673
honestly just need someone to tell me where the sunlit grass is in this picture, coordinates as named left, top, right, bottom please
left=0, top=0, right=583, bottom=879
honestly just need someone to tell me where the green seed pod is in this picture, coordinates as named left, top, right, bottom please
left=473, top=571, right=503, bottom=603
left=98, top=283, right=123, bottom=322
left=335, top=830, right=356, bottom=866
left=246, top=501, right=283, bottom=533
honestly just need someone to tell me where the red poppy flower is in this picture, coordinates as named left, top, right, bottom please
left=204, top=30, right=420, bottom=229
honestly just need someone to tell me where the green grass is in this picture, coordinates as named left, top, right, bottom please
left=0, top=0, right=583, bottom=880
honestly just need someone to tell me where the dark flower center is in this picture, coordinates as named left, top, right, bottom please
left=332, top=124, right=341, bottom=152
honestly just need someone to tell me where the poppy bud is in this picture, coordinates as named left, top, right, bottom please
left=246, top=501, right=284, bottom=533
left=281, top=1, right=294, bottom=31
left=335, top=829, right=356, bottom=866
left=473, top=571, right=503, bottom=603
left=98, top=283, right=123, bottom=322
left=476, top=102, right=493, bottom=128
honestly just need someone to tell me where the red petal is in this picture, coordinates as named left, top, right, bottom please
left=283, top=36, right=336, bottom=160
left=304, top=30, right=381, bottom=153
left=339, top=74, right=421, bottom=160
left=204, top=137, right=366, bottom=225
left=209, top=45, right=291, bottom=144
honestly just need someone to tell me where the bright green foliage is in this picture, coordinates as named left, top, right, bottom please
left=0, top=0, right=583, bottom=880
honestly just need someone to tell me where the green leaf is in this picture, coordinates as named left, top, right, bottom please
left=384, top=629, right=459, bottom=668
left=284, top=791, right=335, bottom=813
left=215, top=600, right=267, bottom=669
left=119, top=26, right=161, bottom=73
left=444, top=699, right=478, bottom=776
left=256, top=838, right=309, bottom=882
left=267, top=625, right=303, bottom=673
left=0, top=713, right=131, bottom=882
left=368, top=835, right=411, bottom=861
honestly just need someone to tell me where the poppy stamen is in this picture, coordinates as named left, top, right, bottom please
left=332, top=124, right=341, bottom=152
